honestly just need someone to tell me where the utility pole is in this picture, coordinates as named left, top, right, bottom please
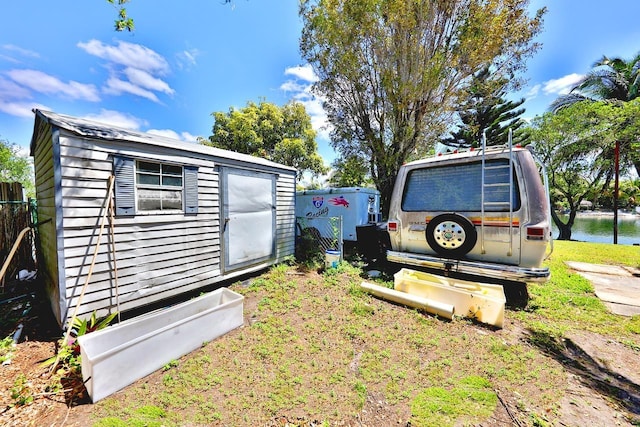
left=613, top=140, right=619, bottom=244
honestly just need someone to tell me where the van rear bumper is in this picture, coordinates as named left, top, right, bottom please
left=386, top=250, right=550, bottom=282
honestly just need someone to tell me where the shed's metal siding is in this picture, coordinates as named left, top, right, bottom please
left=57, top=134, right=223, bottom=320
left=276, top=173, right=296, bottom=258
left=31, top=110, right=296, bottom=326
left=31, top=119, right=66, bottom=322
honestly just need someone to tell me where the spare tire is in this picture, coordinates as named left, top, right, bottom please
left=425, top=213, right=477, bottom=259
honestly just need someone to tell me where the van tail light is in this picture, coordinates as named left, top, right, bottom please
left=526, top=226, right=546, bottom=241
left=387, top=220, right=399, bottom=232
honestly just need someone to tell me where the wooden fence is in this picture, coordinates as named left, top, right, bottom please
left=0, top=182, right=35, bottom=287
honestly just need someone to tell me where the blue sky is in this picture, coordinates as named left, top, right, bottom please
left=1, top=0, right=640, bottom=167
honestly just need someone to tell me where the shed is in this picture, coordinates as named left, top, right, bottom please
left=30, top=109, right=296, bottom=327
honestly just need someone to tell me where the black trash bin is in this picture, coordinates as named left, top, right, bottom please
left=356, top=223, right=390, bottom=262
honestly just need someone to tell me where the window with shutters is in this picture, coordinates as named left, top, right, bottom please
left=113, top=155, right=198, bottom=216
left=136, top=160, right=183, bottom=211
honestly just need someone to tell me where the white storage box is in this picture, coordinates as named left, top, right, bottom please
left=78, top=287, right=244, bottom=402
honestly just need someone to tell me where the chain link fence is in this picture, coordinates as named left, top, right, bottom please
left=295, top=216, right=343, bottom=263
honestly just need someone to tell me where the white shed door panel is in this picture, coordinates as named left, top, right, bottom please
left=223, top=168, right=276, bottom=270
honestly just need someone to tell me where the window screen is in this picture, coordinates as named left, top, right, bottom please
left=401, top=160, right=520, bottom=212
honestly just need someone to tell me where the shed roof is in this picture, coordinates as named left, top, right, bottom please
left=30, top=109, right=297, bottom=173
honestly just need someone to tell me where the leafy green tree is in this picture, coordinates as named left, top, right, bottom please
left=442, top=67, right=530, bottom=149
left=618, top=179, right=640, bottom=210
left=529, top=101, right=639, bottom=240
left=300, top=0, right=545, bottom=215
left=0, top=138, right=34, bottom=198
left=328, top=156, right=371, bottom=188
left=550, top=52, right=640, bottom=176
left=201, top=100, right=327, bottom=180
left=596, top=179, right=640, bottom=210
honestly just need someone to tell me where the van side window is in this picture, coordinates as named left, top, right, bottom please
left=401, top=159, right=520, bottom=212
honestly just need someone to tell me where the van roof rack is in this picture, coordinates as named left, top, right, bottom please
left=436, top=143, right=521, bottom=157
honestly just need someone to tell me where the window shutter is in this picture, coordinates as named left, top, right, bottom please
left=113, top=156, right=135, bottom=216
left=184, top=166, right=198, bottom=215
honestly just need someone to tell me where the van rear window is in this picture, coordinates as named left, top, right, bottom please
left=401, top=159, right=521, bottom=212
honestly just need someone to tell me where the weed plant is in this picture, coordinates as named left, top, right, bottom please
left=38, top=311, right=118, bottom=405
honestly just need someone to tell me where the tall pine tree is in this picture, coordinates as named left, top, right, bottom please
left=442, top=68, right=530, bottom=149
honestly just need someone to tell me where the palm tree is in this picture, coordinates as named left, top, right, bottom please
left=550, top=52, right=640, bottom=177
left=550, top=52, right=640, bottom=111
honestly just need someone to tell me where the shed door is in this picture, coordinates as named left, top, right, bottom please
left=222, top=168, right=276, bottom=271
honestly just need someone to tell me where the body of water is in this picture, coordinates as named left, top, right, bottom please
left=552, top=212, right=640, bottom=246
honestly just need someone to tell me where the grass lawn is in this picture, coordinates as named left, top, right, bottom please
left=87, top=240, right=640, bottom=426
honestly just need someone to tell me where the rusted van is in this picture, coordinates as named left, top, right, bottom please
left=386, top=138, right=552, bottom=282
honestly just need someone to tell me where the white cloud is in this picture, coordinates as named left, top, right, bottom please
left=0, top=101, right=49, bottom=118
left=78, top=39, right=175, bottom=102
left=0, top=54, right=21, bottom=64
left=2, top=44, right=40, bottom=58
left=526, top=84, right=541, bottom=99
left=147, top=129, right=199, bottom=142
left=176, top=48, right=200, bottom=70
left=281, top=64, right=331, bottom=140
left=0, top=45, right=39, bottom=65
left=147, top=129, right=180, bottom=139
left=104, top=77, right=160, bottom=103
left=0, top=76, right=31, bottom=100
left=543, top=73, right=584, bottom=96
left=280, top=81, right=308, bottom=93
left=180, top=131, right=199, bottom=142
left=82, top=109, right=148, bottom=130
left=123, top=67, right=174, bottom=95
left=305, top=105, right=331, bottom=140
left=77, top=40, right=169, bottom=74
left=79, top=111, right=196, bottom=142
left=294, top=92, right=330, bottom=137
left=284, top=64, right=319, bottom=83
left=6, top=69, right=100, bottom=102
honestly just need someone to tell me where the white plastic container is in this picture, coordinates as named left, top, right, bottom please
left=325, top=249, right=341, bottom=269
left=78, top=287, right=244, bottom=402
left=393, top=268, right=506, bottom=328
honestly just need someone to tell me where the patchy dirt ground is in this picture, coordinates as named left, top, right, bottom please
left=1, top=271, right=639, bottom=427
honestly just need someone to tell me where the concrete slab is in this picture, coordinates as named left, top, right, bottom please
left=565, top=261, right=636, bottom=277
left=565, top=261, right=640, bottom=316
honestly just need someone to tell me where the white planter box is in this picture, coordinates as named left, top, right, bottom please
left=78, top=288, right=244, bottom=402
